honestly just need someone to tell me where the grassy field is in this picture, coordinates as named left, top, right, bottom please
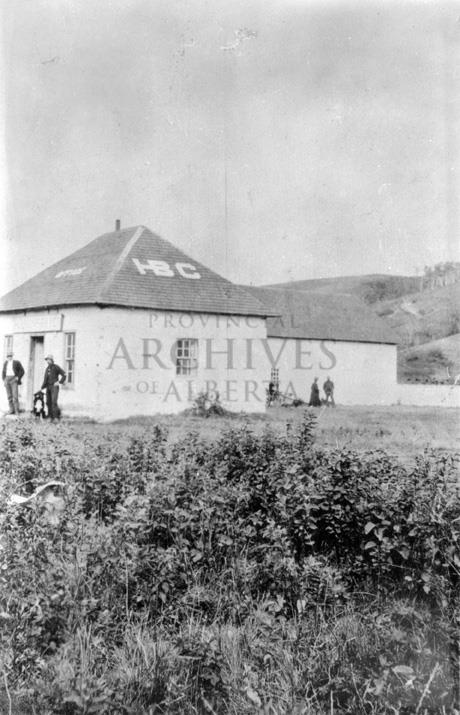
left=11, top=403, right=459, bottom=464
left=103, top=404, right=460, bottom=461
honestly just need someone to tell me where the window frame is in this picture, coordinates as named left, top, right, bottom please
left=175, top=338, right=198, bottom=376
left=3, top=335, right=13, bottom=361
left=64, top=332, right=76, bottom=387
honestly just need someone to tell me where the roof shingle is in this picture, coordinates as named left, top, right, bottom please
left=0, top=226, right=270, bottom=317
left=243, top=286, right=398, bottom=344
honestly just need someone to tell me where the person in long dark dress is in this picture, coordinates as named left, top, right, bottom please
left=308, top=377, right=322, bottom=407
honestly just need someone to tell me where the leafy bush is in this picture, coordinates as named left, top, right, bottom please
left=0, top=416, right=458, bottom=713
left=191, top=390, right=226, bottom=417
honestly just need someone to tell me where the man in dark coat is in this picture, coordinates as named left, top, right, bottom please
left=2, top=351, right=25, bottom=415
left=323, top=376, right=335, bottom=407
left=41, top=354, right=66, bottom=421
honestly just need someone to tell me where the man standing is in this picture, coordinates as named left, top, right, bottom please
left=2, top=351, right=25, bottom=415
left=323, top=376, right=335, bottom=407
left=41, top=354, right=66, bottom=421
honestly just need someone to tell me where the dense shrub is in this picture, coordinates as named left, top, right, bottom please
left=0, top=415, right=458, bottom=713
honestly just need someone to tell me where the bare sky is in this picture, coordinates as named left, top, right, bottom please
left=1, top=0, right=459, bottom=293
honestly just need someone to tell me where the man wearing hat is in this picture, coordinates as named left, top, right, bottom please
left=2, top=351, right=25, bottom=415
left=41, top=354, right=66, bottom=421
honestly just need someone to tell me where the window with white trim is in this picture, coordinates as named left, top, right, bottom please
left=175, top=338, right=198, bottom=375
left=64, top=332, right=76, bottom=385
left=3, top=335, right=13, bottom=360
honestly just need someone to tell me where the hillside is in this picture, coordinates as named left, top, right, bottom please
left=398, top=333, right=460, bottom=383
left=264, top=274, right=421, bottom=304
left=264, top=277, right=460, bottom=347
left=374, top=283, right=460, bottom=347
left=264, top=274, right=460, bottom=381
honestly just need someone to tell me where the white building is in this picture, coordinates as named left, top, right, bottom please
left=244, top=287, right=398, bottom=406
left=0, top=224, right=398, bottom=419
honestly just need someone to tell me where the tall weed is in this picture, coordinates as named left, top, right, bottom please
left=0, top=415, right=458, bottom=713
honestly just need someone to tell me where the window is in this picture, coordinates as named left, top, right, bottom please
left=64, top=332, right=76, bottom=385
left=175, top=338, right=198, bottom=375
left=3, top=335, right=13, bottom=360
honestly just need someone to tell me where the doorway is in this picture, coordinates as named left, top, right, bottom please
left=29, top=336, right=44, bottom=406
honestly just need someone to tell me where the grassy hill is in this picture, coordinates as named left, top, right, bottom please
left=264, top=275, right=460, bottom=381
left=375, top=283, right=460, bottom=347
left=264, top=277, right=460, bottom=346
left=398, top=333, right=460, bottom=383
left=264, top=274, right=421, bottom=304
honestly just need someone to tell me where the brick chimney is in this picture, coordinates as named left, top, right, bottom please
left=115, top=219, right=121, bottom=231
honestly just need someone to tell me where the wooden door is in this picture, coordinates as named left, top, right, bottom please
left=28, top=336, right=44, bottom=406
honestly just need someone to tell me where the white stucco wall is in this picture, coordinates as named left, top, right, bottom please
left=0, top=308, right=101, bottom=417
left=96, top=306, right=269, bottom=419
left=0, top=306, right=269, bottom=419
left=265, top=337, right=397, bottom=405
left=0, top=308, right=399, bottom=418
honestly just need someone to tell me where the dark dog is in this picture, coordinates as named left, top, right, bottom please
left=32, top=391, right=47, bottom=419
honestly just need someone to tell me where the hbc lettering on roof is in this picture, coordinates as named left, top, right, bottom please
left=132, top=258, right=201, bottom=279
left=55, top=267, right=87, bottom=279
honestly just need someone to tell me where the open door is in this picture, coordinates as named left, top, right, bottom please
left=28, top=336, right=44, bottom=407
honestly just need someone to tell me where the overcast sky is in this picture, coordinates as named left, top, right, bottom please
left=1, top=0, right=459, bottom=293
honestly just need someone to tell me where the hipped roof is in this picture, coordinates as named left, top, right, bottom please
left=243, top=286, right=398, bottom=345
left=0, top=226, right=270, bottom=317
